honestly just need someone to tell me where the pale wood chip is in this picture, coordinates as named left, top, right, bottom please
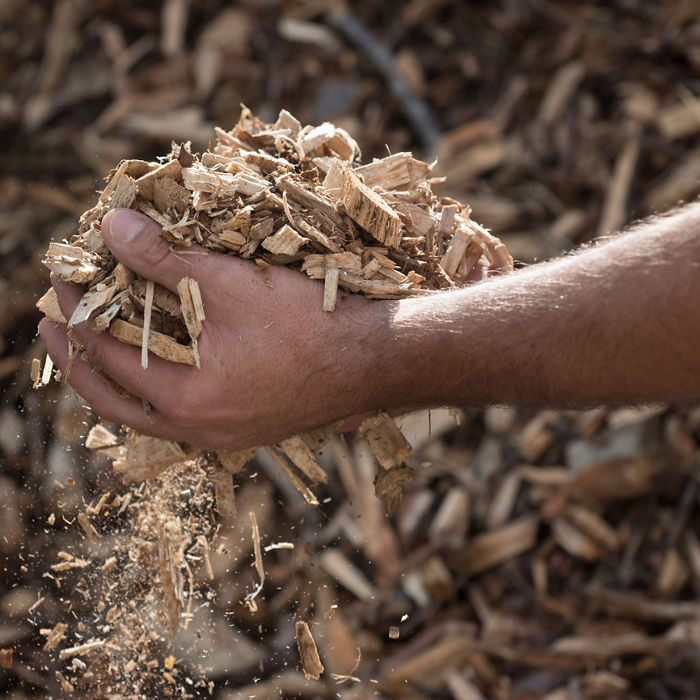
left=261, top=223, right=306, bottom=255
left=36, top=288, right=67, bottom=323
left=30, top=358, right=41, bottom=389
left=85, top=424, right=119, bottom=450
left=244, top=511, right=265, bottom=612
left=112, top=433, right=187, bottom=483
left=177, top=276, right=205, bottom=367
left=58, top=639, right=106, bottom=661
left=141, top=279, right=155, bottom=369
left=355, top=152, right=431, bottom=191
left=109, top=319, right=196, bottom=366
left=324, top=159, right=402, bottom=248
left=68, top=281, right=118, bottom=328
left=322, top=267, right=339, bottom=312
left=77, top=512, right=101, bottom=541
left=43, top=622, right=68, bottom=652
left=43, top=243, right=100, bottom=284
left=136, top=159, right=182, bottom=200
left=217, top=446, right=257, bottom=474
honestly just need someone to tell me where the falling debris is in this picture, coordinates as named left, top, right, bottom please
left=295, top=621, right=325, bottom=680
left=244, top=511, right=265, bottom=613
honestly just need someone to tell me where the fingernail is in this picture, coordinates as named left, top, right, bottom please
left=108, top=209, right=147, bottom=246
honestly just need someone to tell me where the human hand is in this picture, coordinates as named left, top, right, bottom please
left=39, top=209, right=386, bottom=449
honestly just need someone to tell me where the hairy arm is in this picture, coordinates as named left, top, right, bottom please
left=372, top=201, right=700, bottom=411
left=39, top=203, right=700, bottom=449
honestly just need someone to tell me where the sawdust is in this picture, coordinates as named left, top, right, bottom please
left=36, top=461, right=217, bottom=698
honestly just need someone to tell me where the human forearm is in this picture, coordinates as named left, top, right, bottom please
left=362, top=202, right=700, bottom=411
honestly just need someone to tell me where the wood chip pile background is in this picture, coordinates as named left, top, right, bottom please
left=2, top=1, right=700, bottom=698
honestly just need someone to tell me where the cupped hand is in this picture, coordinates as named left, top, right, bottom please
left=39, top=209, right=385, bottom=449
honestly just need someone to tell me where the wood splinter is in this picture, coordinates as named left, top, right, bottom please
left=295, top=621, right=324, bottom=680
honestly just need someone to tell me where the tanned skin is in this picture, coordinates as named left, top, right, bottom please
left=39, top=202, right=700, bottom=449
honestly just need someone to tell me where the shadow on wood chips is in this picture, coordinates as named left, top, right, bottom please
left=1, top=1, right=699, bottom=698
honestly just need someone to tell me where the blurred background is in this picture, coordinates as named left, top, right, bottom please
left=1, top=1, right=700, bottom=698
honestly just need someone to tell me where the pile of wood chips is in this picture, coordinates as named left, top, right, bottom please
left=38, top=106, right=512, bottom=509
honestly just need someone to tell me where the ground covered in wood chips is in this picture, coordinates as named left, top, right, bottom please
left=2, top=1, right=700, bottom=699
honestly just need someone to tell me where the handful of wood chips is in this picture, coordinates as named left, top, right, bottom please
left=38, top=107, right=512, bottom=511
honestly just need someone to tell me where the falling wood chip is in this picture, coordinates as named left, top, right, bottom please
left=295, top=621, right=324, bottom=680
left=85, top=423, right=119, bottom=450
left=244, top=511, right=265, bottom=612
left=77, top=512, right=101, bottom=541
left=157, top=525, right=185, bottom=638
left=111, top=432, right=186, bottom=482
left=30, top=357, right=41, bottom=389
left=57, top=639, right=106, bottom=661
left=42, top=622, right=68, bottom=652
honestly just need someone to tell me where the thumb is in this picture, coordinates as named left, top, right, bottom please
left=102, top=208, right=210, bottom=292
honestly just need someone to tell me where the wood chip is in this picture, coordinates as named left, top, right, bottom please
left=177, top=276, right=205, bottom=367
left=77, top=512, right=100, bottom=541
left=324, top=159, right=403, bottom=248
left=261, top=223, right=306, bottom=255
left=244, top=511, right=265, bottom=612
left=355, top=152, right=431, bottom=191
left=277, top=435, right=328, bottom=484
left=58, top=639, right=106, bottom=661
left=30, top=357, right=41, bottom=389
left=141, top=279, right=155, bottom=369
left=264, top=447, right=319, bottom=506
left=157, top=525, right=184, bottom=638
left=212, top=465, right=236, bottom=519
left=109, top=319, right=196, bottom=366
left=322, top=266, right=339, bottom=311
left=42, top=622, right=68, bottom=652
left=295, top=621, right=324, bottom=680
left=358, top=412, right=413, bottom=470
left=36, top=288, right=67, bottom=323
